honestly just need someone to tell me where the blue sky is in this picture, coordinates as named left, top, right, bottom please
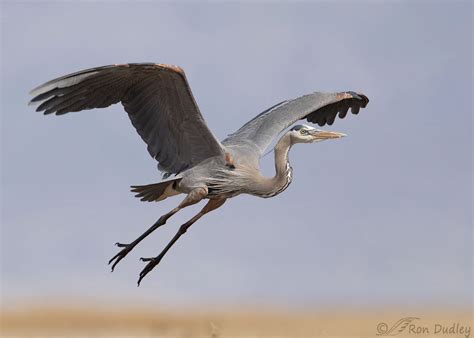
left=1, top=1, right=472, bottom=309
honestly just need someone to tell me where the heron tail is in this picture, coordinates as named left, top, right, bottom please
left=130, top=178, right=182, bottom=202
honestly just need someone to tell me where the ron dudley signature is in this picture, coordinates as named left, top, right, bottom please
left=376, top=317, right=471, bottom=338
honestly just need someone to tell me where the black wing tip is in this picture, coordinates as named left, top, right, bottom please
left=306, top=91, right=370, bottom=127
left=28, top=90, right=53, bottom=108
left=345, top=91, right=369, bottom=107
left=29, top=96, right=42, bottom=104
left=130, top=185, right=142, bottom=192
left=356, top=93, right=369, bottom=107
left=345, top=91, right=368, bottom=116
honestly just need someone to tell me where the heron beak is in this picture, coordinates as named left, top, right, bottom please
left=311, top=130, right=347, bottom=140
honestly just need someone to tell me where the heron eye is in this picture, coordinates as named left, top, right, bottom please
left=300, top=129, right=308, bottom=135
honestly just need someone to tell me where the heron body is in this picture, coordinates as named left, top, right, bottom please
left=29, top=63, right=369, bottom=284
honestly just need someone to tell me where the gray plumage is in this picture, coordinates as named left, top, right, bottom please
left=30, top=63, right=223, bottom=174
left=29, top=62, right=369, bottom=285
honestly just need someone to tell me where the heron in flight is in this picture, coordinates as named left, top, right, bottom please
left=29, top=63, right=369, bottom=285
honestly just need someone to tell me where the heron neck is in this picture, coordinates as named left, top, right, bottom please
left=250, top=134, right=293, bottom=198
left=274, top=134, right=292, bottom=178
left=256, top=134, right=293, bottom=197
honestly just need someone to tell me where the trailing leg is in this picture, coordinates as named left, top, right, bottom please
left=137, top=198, right=226, bottom=285
left=108, top=187, right=208, bottom=271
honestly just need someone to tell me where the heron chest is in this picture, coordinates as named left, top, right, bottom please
left=259, top=162, right=293, bottom=198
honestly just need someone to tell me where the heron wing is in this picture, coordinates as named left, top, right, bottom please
left=222, top=91, right=369, bottom=157
left=29, top=63, right=224, bottom=174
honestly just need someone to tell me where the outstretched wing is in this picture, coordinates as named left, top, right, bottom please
left=223, top=91, right=369, bottom=157
left=29, top=63, right=224, bottom=174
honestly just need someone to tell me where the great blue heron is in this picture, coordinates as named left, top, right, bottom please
left=29, top=63, right=369, bottom=285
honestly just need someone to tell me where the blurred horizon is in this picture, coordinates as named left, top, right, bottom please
left=1, top=1, right=472, bottom=312
left=1, top=304, right=471, bottom=338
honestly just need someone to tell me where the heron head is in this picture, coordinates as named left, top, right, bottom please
left=289, top=124, right=346, bottom=144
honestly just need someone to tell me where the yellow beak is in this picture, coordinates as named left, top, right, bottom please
left=311, top=130, right=347, bottom=140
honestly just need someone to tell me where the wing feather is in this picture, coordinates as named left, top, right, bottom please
left=223, top=91, right=369, bottom=157
left=29, top=63, right=224, bottom=174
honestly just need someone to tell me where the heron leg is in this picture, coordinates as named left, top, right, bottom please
left=108, top=187, right=208, bottom=271
left=137, top=198, right=226, bottom=285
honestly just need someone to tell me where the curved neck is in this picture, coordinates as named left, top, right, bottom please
left=254, top=134, right=293, bottom=198
left=274, top=133, right=292, bottom=178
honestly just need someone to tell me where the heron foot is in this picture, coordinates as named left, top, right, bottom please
left=137, top=255, right=164, bottom=286
left=108, top=242, right=136, bottom=271
left=108, top=215, right=173, bottom=272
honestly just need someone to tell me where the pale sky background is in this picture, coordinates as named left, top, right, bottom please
left=1, top=1, right=472, bottom=310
